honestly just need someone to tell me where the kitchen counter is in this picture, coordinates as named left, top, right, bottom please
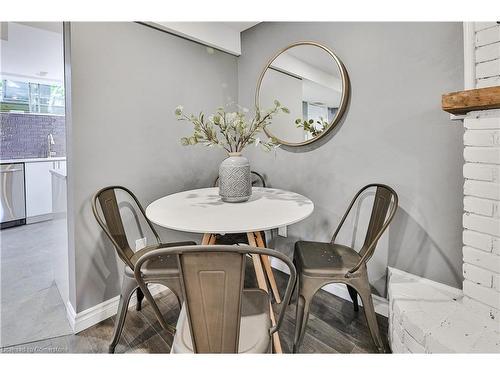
left=49, top=167, right=67, bottom=179
left=0, top=157, right=66, bottom=164
left=50, top=166, right=67, bottom=218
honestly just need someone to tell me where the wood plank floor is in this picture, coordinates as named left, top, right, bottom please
left=1, top=268, right=389, bottom=354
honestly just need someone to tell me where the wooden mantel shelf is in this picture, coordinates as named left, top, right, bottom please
left=442, top=86, right=500, bottom=115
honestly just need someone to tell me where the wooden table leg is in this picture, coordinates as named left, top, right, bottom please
left=209, top=234, right=216, bottom=245
left=247, top=232, right=283, bottom=354
left=255, top=232, right=282, bottom=304
left=201, top=233, right=216, bottom=245
left=201, top=233, right=211, bottom=245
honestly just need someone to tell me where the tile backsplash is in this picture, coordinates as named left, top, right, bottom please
left=0, top=113, right=66, bottom=160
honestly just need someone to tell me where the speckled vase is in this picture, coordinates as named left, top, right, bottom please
left=218, top=152, right=251, bottom=203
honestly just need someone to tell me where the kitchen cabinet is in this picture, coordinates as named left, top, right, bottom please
left=25, top=159, right=65, bottom=222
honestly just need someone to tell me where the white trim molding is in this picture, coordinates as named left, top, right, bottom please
left=463, top=22, right=476, bottom=90
left=65, top=284, right=167, bottom=333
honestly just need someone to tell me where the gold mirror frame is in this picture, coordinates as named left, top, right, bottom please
left=255, top=41, right=350, bottom=147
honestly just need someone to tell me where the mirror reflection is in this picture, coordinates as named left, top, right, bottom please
left=257, top=43, right=348, bottom=146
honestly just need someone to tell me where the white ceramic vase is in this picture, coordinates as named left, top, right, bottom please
left=218, top=152, right=251, bottom=203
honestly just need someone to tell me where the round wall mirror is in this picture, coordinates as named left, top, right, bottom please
left=256, top=41, right=350, bottom=147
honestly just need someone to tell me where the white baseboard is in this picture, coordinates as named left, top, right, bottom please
left=65, top=299, right=77, bottom=332
left=271, top=259, right=389, bottom=317
left=65, top=284, right=167, bottom=333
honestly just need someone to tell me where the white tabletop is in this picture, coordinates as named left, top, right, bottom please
left=146, top=187, right=314, bottom=234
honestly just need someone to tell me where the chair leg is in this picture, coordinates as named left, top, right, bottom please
left=138, top=282, right=177, bottom=335
left=292, top=293, right=312, bottom=353
left=350, top=280, right=385, bottom=353
left=289, top=275, right=297, bottom=306
left=347, top=285, right=359, bottom=312
left=136, top=287, right=144, bottom=311
left=109, top=276, right=137, bottom=353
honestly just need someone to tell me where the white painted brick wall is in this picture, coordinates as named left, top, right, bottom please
left=493, top=274, right=500, bottom=292
left=463, top=163, right=498, bottom=181
left=464, top=196, right=496, bottom=216
left=463, top=147, right=500, bottom=164
left=464, top=117, right=500, bottom=130
left=463, top=263, right=494, bottom=287
left=477, top=76, right=500, bottom=88
left=474, top=23, right=498, bottom=33
left=463, top=110, right=500, bottom=311
left=463, top=280, right=500, bottom=310
left=464, top=180, right=500, bottom=200
left=463, top=229, right=495, bottom=252
left=476, top=26, right=500, bottom=47
left=476, top=42, right=500, bottom=63
left=476, top=60, right=500, bottom=79
left=473, top=23, right=500, bottom=88
left=463, top=214, right=500, bottom=237
left=464, top=129, right=500, bottom=147
left=463, top=246, right=500, bottom=273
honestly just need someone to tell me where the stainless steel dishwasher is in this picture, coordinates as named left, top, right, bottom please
left=0, top=163, right=26, bottom=229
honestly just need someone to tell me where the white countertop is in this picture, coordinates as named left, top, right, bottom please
left=0, top=157, right=66, bottom=164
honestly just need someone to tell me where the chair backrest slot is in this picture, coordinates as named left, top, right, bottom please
left=179, top=251, right=245, bottom=353
left=97, top=189, right=134, bottom=261
left=360, top=186, right=394, bottom=258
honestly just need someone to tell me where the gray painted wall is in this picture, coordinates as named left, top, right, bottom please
left=67, top=22, right=464, bottom=312
left=238, top=22, right=464, bottom=294
left=66, top=22, right=237, bottom=312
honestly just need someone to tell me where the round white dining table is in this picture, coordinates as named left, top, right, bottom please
left=146, top=187, right=314, bottom=353
left=146, top=187, right=314, bottom=234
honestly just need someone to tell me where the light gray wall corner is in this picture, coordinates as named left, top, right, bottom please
left=67, top=22, right=238, bottom=312
left=239, top=22, right=464, bottom=295
left=63, top=21, right=77, bottom=310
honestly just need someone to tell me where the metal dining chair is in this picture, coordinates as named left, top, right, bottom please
left=134, top=244, right=297, bottom=353
left=292, top=184, right=398, bottom=353
left=91, top=185, right=196, bottom=353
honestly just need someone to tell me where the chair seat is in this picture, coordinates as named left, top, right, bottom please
left=295, top=241, right=361, bottom=277
left=171, top=289, right=271, bottom=353
left=125, top=241, right=196, bottom=277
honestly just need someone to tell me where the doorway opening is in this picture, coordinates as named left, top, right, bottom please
left=0, top=22, right=71, bottom=348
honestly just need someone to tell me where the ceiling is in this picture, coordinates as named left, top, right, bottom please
left=147, top=22, right=260, bottom=55
left=220, top=22, right=259, bottom=32
left=0, top=22, right=64, bottom=84
left=0, top=22, right=259, bottom=83
left=17, top=22, right=62, bottom=34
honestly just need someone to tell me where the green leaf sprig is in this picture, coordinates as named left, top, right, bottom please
left=175, top=100, right=289, bottom=153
